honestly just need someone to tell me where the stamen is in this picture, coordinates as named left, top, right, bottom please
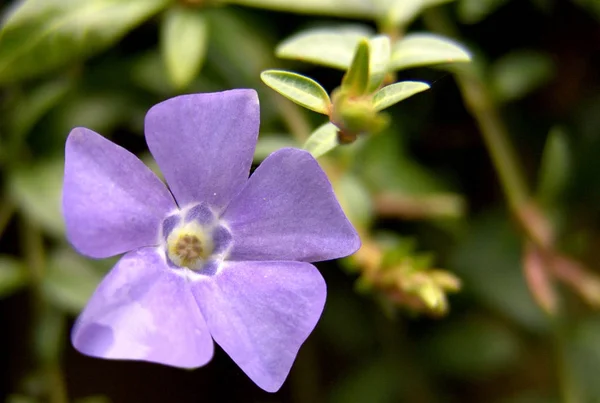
left=166, top=221, right=213, bottom=270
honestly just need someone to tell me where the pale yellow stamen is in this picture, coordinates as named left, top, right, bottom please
left=166, top=222, right=213, bottom=270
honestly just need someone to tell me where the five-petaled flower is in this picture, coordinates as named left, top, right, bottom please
left=63, top=89, right=360, bottom=392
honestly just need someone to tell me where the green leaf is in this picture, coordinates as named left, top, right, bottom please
left=457, top=0, right=510, bottom=24
left=491, top=50, right=555, bottom=102
left=223, top=0, right=378, bottom=18
left=254, top=135, right=298, bottom=162
left=276, top=26, right=372, bottom=70
left=537, top=127, right=570, bottom=206
left=303, top=122, right=339, bottom=159
left=261, top=70, right=331, bottom=115
left=161, top=6, right=208, bottom=90
left=372, top=81, right=430, bottom=111
left=8, top=77, right=74, bottom=140
left=389, top=33, right=471, bottom=71
left=9, top=159, right=64, bottom=237
left=338, top=174, right=374, bottom=227
left=367, top=35, right=390, bottom=91
left=0, top=256, right=28, bottom=298
left=385, top=0, right=454, bottom=27
left=43, top=249, right=104, bottom=314
left=342, top=39, right=370, bottom=96
left=0, top=0, right=169, bottom=84
left=423, top=317, right=520, bottom=378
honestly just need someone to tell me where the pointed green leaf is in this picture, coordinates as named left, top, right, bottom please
left=386, top=0, right=454, bottom=27
left=223, top=0, right=377, bottom=18
left=537, top=127, right=570, bottom=205
left=0, top=0, right=170, bottom=84
left=261, top=70, right=331, bottom=115
left=390, top=33, right=471, bottom=71
left=303, top=122, right=339, bottom=158
left=368, top=35, right=391, bottom=91
left=0, top=256, right=28, bottom=298
left=372, top=81, right=430, bottom=111
left=342, top=39, right=370, bottom=96
left=161, top=6, right=208, bottom=90
left=276, top=26, right=372, bottom=69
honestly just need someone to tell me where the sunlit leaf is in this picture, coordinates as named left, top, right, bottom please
left=223, top=0, right=377, bottom=18
left=457, top=0, right=510, bottom=24
left=372, top=81, right=430, bottom=111
left=303, top=122, right=339, bottom=159
left=276, top=26, right=372, bottom=69
left=161, top=6, right=208, bottom=90
left=261, top=70, right=331, bottom=114
left=342, top=39, right=370, bottom=96
left=0, top=0, right=170, bottom=83
left=367, top=35, right=390, bottom=91
left=537, top=127, right=570, bottom=206
left=0, top=255, right=28, bottom=298
left=491, top=49, right=555, bottom=102
left=9, top=159, right=64, bottom=237
left=385, top=0, right=454, bottom=27
left=389, top=33, right=471, bottom=71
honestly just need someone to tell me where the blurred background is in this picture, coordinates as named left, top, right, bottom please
left=0, top=0, right=599, bottom=402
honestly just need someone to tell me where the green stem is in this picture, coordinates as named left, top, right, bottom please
left=0, top=198, right=15, bottom=240
left=20, top=216, right=69, bottom=403
left=423, top=10, right=530, bottom=212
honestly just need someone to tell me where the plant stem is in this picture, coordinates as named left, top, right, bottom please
left=20, top=216, right=69, bottom=403
left=0, top=198, right=15, bottom=240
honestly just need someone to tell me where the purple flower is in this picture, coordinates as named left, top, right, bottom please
left=62, top=89, right=360, bottom=392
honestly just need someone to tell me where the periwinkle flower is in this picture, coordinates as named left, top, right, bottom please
left=63, top=89, right=360, bottom=392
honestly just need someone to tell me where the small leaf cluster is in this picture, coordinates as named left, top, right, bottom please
left=261, top=25, right=470, bottom=158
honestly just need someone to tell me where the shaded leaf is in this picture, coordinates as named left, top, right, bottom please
left=458, top=0, right=511, bottom=24
left=390, top=33, right=471, bottom=71
left=9, top=159, right=64, bottom=237
left=491, top=50, right=555, bottom=102
left=161, top=6, right=208, bottom=90
left=276, top=26, right=372, bottom=69
left=261, top=70, right=331, bottom=114
left=303, top=122, right=339, bottom=159
left=254, top=135, right=298, bottom=162
left=537, top=127, right=570, bottom=206
left=0, top=0, right=169, bottom=83
left=43, top=249, right=104, bottom=314
left=0, top=255, right=28, bottom=298
left=372, top=81, right=430, bottom=111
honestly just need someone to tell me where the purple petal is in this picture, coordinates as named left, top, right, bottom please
left=191, top=260, right=326, bottom=392
left=144, top=90, right=259, bottom=211
left=72, top=247, right=213, bottom=368
left=222, top=148, right=360, bottom=262
left=63, top=128, right=176, bottom=258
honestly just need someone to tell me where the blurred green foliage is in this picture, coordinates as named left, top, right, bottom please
left=0, top=0, right=599, bottom=402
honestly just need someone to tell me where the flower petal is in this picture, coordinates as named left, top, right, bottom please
left=63, top=128, right=176, bottom=258
left=144, top=89, right=259, bottom=210
left=191, top=260, right=326, bottom=392
left=222, top=148, right=360, bottom=262
left=72, top=247, right=213, bottom=368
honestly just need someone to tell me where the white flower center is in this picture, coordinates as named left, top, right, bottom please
left=166, top=221, right=213, bottom=270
